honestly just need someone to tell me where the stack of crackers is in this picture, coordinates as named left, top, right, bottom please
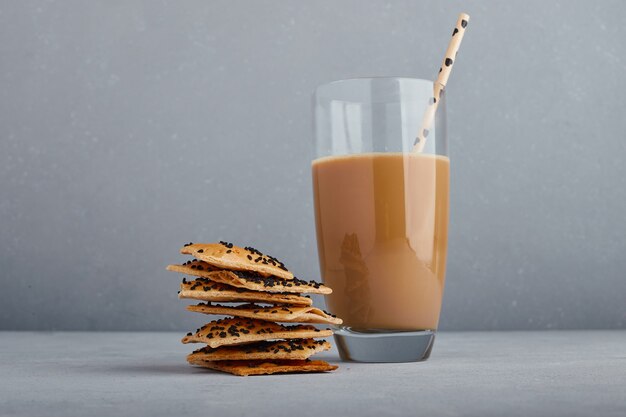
left=167, top=241, right=342, bottom=376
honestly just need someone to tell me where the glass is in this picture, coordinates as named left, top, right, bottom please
left=312, top=77, right=449, bottom=362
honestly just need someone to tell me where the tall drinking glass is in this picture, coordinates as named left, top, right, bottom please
left=312, top=77, right=449, bottom=362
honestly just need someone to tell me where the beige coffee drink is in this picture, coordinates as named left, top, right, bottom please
left=312, top=152, right=449, bottom=331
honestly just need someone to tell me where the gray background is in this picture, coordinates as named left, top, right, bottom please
left=1, top=0, right=625, bottom=331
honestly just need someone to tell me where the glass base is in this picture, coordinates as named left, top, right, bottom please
left=334, top=328, right=436, bottom=363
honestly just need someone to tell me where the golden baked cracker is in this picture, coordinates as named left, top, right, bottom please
left=168, top=260, right=330, bottom=294
left=180, top=242, right=294, bottom=280
left=181, top=317, right=333, bottom=348
left=187, top=303, right=342, bottom=325
left=188, top=359, right=338, bottom=376
left=179, top=278, right=312, bottom=306
left=187, top=339, right=331, bottom=362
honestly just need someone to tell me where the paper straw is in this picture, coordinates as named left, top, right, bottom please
left=413, top=13, right=470, bottom=152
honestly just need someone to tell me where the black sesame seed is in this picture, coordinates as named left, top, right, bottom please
left=445, top=58, right=453, bottom=67
left=197, top=249, right=204, bottom=253
left=461, top=19, right=467, bottom=28
left=453, top=28, right=459, bottom=36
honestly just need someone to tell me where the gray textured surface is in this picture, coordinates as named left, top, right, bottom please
left=1, top=331, right=625, bottom=417
left=1, top=1, right=626, bottom=331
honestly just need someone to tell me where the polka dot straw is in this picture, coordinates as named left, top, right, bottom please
left=413, top=13, right=470, bottom=152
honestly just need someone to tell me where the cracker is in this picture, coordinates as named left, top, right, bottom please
left=180, top=242, right=294, bottom=280
left=181, top=317, right=333, bottom=348
left=168, top=261, right=330, bottom=294
left=187, top=303, right=342, bottom=325
left=188, top=359, right=338, bottom=376
left=187, top=339, right=331, bottom=362
left=179, top=278, right=312, bottom=306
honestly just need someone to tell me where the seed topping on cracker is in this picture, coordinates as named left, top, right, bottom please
left=179, top=277, right=313, bottom=306
left=187, top=339, right=331, bottom=362
left=187, top=302, right=342, bottom=325
left=180, top=242, right=294, bottom=280
left=182, top=317, right=333, bottom=348
left=168, top=260, right=330, bottom=294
